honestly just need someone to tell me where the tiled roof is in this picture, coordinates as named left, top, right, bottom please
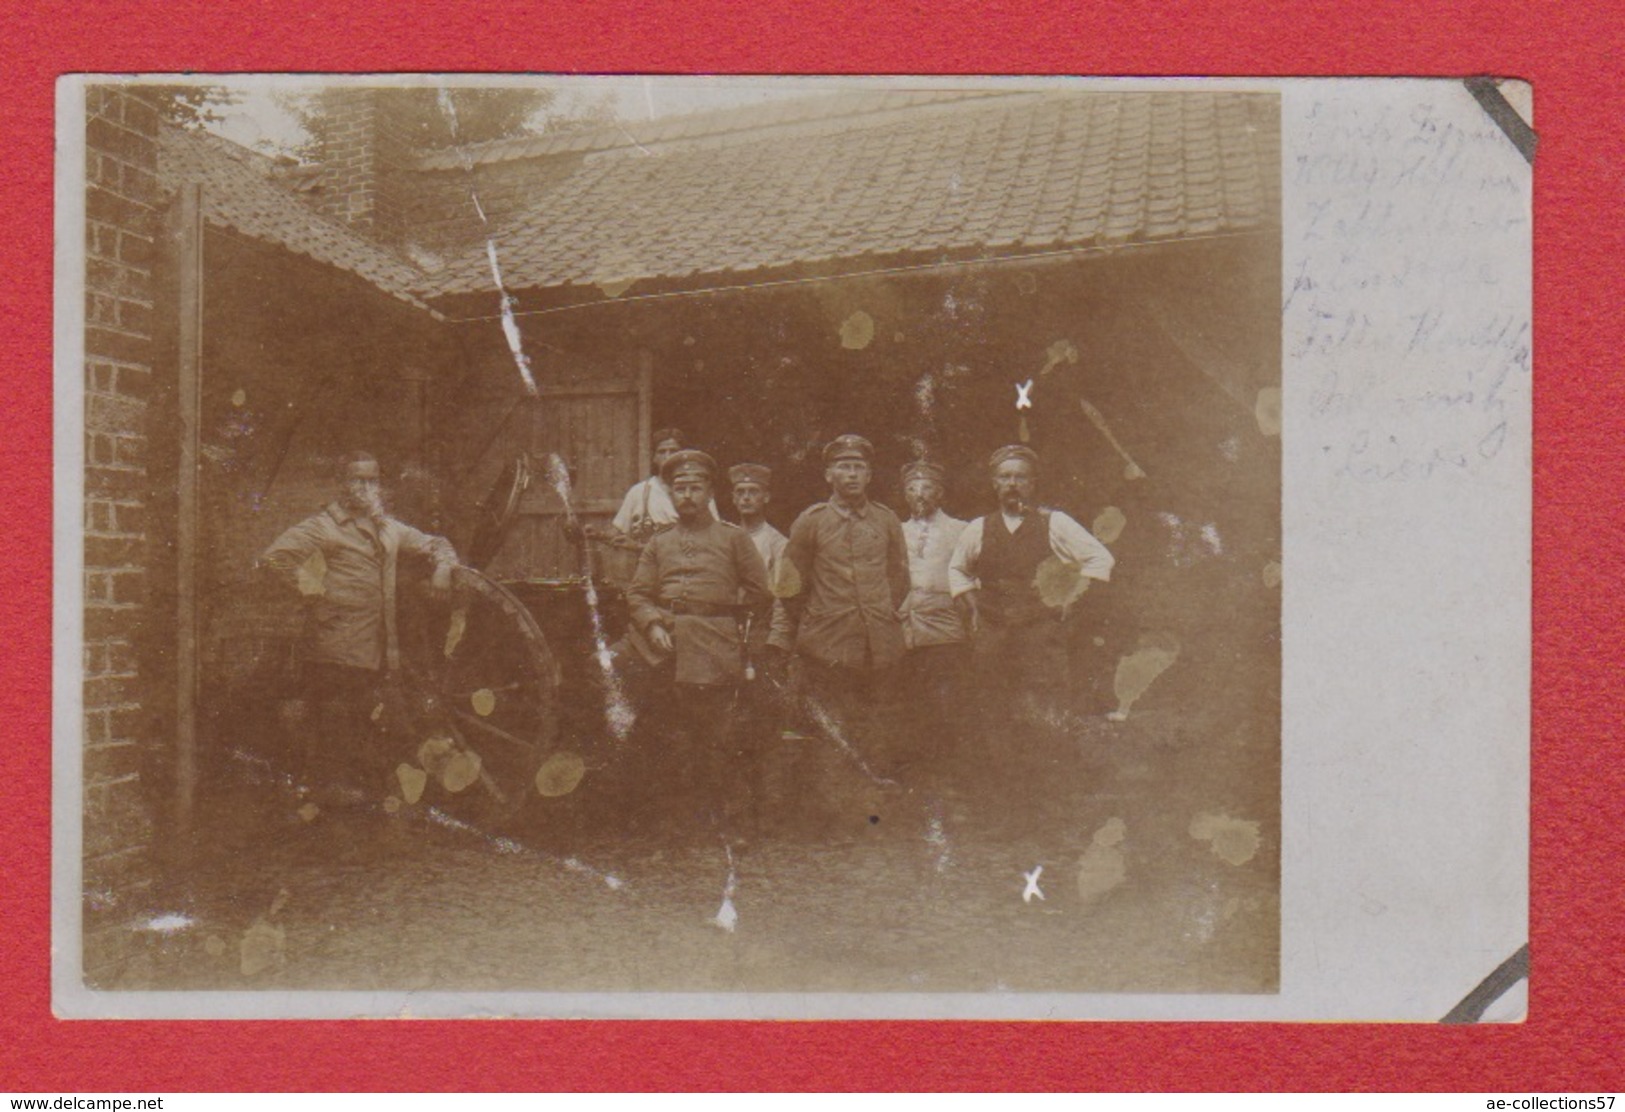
left=157, top=126, right=433, bottom=310
left=423, top=90, right=1279, bottom=299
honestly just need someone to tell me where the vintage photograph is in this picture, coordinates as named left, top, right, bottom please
left=68, top=76, right=1284, bottom=1004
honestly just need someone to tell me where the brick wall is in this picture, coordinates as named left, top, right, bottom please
left=83, top=85, right=162, bottom=982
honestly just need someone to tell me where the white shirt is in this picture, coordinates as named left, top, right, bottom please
left=900, top=509, right=968, bottom=595
left=745, top=520, right=794, bottom=650
left=900, top=509, right=971, bottom=647
left=611, top=476, right=718, bottom=535
left=746, top=520, right=788, bottom=574
left=947, top=509, right=1115, bottom=597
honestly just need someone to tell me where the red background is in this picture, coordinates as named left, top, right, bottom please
left=3, top=0, right=1620, bottom=1091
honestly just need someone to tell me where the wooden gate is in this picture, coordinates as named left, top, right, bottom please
left=469, top=356, right=652, bottom=584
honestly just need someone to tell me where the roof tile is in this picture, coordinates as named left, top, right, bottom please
left=173, top=90, right=1279, bottom=302
left=157, top=126, right=432, bottom=308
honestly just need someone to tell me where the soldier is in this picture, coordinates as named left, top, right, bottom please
left=728, top=462, right=797, bottom=823
left=576, top=427, right=719, bottom=587
left=607, top=426, right=717, bottom=545
left=780, top=434, right=912, bottom=786
left=948, top=444, right=1115, bottom=724
left=728, top=462, right=793, bottom=657
left=623, top=450, right=772, bottom=835
left=897, top=460, right=971, bottom=777
left=260, top=451, right=458, bottom=798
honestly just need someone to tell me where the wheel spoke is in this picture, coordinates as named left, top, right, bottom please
left=442, top=719, right=510, bottom=806
left=450, top=707, right=541, bottom=752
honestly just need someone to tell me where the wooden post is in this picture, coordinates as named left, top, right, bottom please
left=637, top=349, right=653, bottom=474
left=399, top=363, right=432, bottom=521
left=172, top=183, right=203, bottom=835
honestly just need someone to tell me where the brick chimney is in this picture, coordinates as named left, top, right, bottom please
left=309, top=88, right=413, bottom=243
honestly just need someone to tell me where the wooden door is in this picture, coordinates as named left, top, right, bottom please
left=473, top=359, right=651, bottom=583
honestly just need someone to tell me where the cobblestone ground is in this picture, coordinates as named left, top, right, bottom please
left=107, top=689, right=1279, bottom=1000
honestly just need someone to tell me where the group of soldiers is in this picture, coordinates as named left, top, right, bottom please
left=588, top=426, right=1117, bottom=836
left=260, top=428, right=1118, bottom=836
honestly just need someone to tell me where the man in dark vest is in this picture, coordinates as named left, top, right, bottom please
left=949, top=444, right=1115, bottom=727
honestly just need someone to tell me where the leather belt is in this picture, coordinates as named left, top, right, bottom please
left=663, top=598, right=739, bottom=618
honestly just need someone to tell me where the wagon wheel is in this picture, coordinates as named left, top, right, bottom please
left=395, top=565, right=568, bottom=826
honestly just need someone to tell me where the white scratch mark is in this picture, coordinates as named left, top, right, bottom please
left=614, top=122, right=655, bottom=157
left=437, top=88, right=538, bottom=398
left=230, top=746, right=373, bottom=806
left=1185, top=882, right=1224, bottom=945
left=711, top=846, right=739, bottom=932
left=547, top=454, right=634, bottom=740
left=1022, top=865, right=1046, bottom=903
left=230, top=748, right=291, bottom=789
left=801, top=696, right=896, bottom=786
left=134, top=913, right=195, bottom=933
left=1015, top=379, right=1034, bottom=410
left=563, top=855, right=626, bottom=891
left=421, top=807, right=626, bottom=891
left=490, top=259, right=539, bottom=396
left=914, top=372, right=936, bottom=416
left=423, top=807, right=484, bottom=837
left=925, top=813, right=952, bottom=873
left=1155, top=514, right=1223, bottom=566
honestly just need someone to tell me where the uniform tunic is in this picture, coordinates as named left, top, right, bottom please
left=625, top=513, right=772, bottom=686
left=261, top=502, right=458, bottom=672
left=781, top=498, right=910, bottom=670
left=899, top=508, right=969, bottom=648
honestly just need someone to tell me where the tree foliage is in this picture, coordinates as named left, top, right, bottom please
left=382, top=87, right=555, bottom=149
left=286, top=87, right=578, bottom=160
left=148, top=84, right=245, bottom=130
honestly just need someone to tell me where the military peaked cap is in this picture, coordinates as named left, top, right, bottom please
left=823, top=434, right=874, bottom=465
left=728, top=463, right=773, bottom=487
left=900, top=460, right=946, bottom=487
left=661, top=449, right=718, bottom=484
left=988, top=444, right=1039, bottom=471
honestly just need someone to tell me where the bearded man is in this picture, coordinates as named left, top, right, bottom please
left=949, top=444, right=1114, bottom=720
left=623, top=449, right=772, bottom=835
